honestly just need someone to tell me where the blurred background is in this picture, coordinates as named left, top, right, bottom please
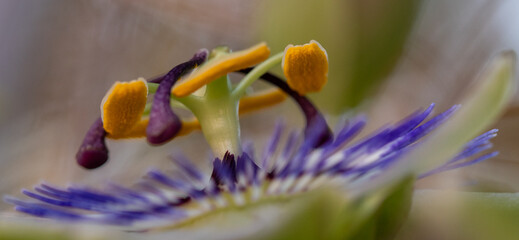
left=0, top=0, right=518, bottom=239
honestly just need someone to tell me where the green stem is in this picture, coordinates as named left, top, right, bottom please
left=145, top=54, right=242, bottom=158
left=147, top=82, right=159, bottom=94
left=231, top=52, right=283, bottom=99
left=186, top=76, right=242, bottom=159
left=144, top=47, right=277, bottom=159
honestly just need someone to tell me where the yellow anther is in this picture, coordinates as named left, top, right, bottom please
left=238, top=89, right=287, bottom=115
left=107, top=119, right=148, bottom=139
left=101, top=78, right=148, bottom=138
left=172, top=42, right=271, bottom=97
left=282, top=40, right=328, bottom=95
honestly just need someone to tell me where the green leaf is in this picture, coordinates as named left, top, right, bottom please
left=257, top=190, right=350, bottom=240
left=0, top=217, right=121, bottom=240
left=371, top=176, right=414, bottom=240
left=261, top=176, right=414, bottom=240
left=258, top=0, right=422, bottom=112
left=358, top=51, right=517, bottom=195
left=0, top=225, right=73, bottom=240
left=347, top=176, right=414, bottom=240
left=399, top=190, right=519, bottom=240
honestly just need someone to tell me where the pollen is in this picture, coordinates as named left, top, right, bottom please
left=172, top=42, right=271, bottom=97
left=238, top=89, right=287, bottom=115
left=282, top=40, right=328, bottom=95
left=101, top=78, right=148, bottom=138
left=107, top=119, right=148, bottom=139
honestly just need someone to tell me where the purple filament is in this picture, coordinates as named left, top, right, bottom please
left=238, top=68, right=333, bottom=149
left=146, top=49, right=208, bottom=145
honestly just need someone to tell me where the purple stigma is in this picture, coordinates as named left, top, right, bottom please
left=239, top=68, right=333, bottom=148
left=146, top=49, right=208, bottom=145
left=76, top=117, right=109, bottom=169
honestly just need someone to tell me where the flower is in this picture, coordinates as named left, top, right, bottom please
left=4, top=41, right=516, bottom=239
left=5, top=106, right=497, bottom=226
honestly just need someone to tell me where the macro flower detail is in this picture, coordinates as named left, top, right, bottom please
left=75, top=118, right=109, bottom=169
left=4, top=41, right=514, bottom=238
left=101, top=78, right=148, bottom=138
left=172, top=43, right=270, bottom=97
left=4, top=105, right=498, bottom=230
left=74, top=50, right=209, bottom=169
left=239, top=68, right=333, bottom=149
left=282, top=40, right=328, bottom=95
left=146, top=49, right=208, bottom=145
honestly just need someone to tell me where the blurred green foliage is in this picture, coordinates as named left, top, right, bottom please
left=0, top=225, right=73, bottom=240
left=259, top=0, right=421, bottom=113
left=262, top=176, right=414, bottom=240
left=348, top=176, right=414, bottom=240
left=400, top=191, right=519, bottom=240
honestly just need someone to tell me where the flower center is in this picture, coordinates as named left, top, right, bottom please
left=76, top=41, right=331, bottom=169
